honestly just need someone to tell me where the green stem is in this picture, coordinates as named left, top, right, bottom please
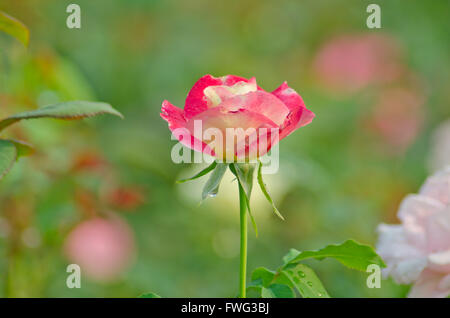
left=238, top=182, right=248, bottom=298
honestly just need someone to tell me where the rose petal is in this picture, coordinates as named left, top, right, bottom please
left=184, top=75, right=261, bottom=119
left=185, top=107, right=278, bottom=160
left=161, top=100, right=186, bottom=130
left=219, top=90, right=290, bottom=126
left=235, top=126, right=279, bottom=159
left=204, top=79, right=258, bottom=108
left=184, top=75, right=224, bottom=119
left=425, top=207, right=450, bottom=267
left=161, top=100, right=215, bottom=155
left=221, top=74, right=258, bottom=87
left=377, top=224, right=427, bottom=284
left=272, top=82, right=305, bottom=112
left=428, top=250, right=450, bottom=274
left=420, top=166, right=450, bottom=205
left=408, top=269, right=450, bottom=298
left=271, top=82, right=315, bottom=139
left=280, top=107, right=315, bottom=140
left=397, top=194, right=445, bottom=250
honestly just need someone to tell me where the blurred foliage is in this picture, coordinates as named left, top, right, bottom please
left=0, top=0, right=448, bottom=297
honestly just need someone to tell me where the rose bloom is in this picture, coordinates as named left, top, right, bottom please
left=160, top=75, right=314, bottom=160
left=377, top=167, right=450, bottom=297
left=313, top=34, right=403, bottom=93
left=64, top=217, right=135, bottom=282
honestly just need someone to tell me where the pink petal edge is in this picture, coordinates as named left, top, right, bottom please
left=161, top=100, right=215, bottom=156
left=271, top=82, right=315, bottom=139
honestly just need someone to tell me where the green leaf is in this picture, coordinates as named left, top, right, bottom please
left=282, top=248, right=301, bottom=265
left=0, top=101, right=123, bottom=132
left=0, top=139, right=17, bottom=180
left=250, top=267, right=276, bottom=287
left=201, top=163, right=228, bottom=200
left=245, top=286, right=262, bottom=298
left=0, top=11, right=29, bottom=47
left=281, top=263, right=330, bottom=298
left=177, top=161, right=217, bottom=183
left=8, top=139, right=34, bottom=158
left=261, top=284, right=295, bottom=298
left=271, top=271, right=293, bottom=287
left=230, top=163, right=258, bottom=236
left=257, top=161, right=284, bottom=220
left=232, top=163, right=255, bottom=197
left=139, top=292, right=161, bottom=298
left=286, top=240, right=386, bottom=271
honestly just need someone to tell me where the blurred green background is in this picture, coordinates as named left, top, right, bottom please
left=0, top=0, right=448, bottom=297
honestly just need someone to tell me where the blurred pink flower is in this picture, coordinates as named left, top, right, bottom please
left=369, top=87, right=425, bottom=152
left=377, top=167, right=450, bottom=298
left=313, top=34, right=403, bottom=93
left=64, top=217, right=135, bottom=281
left=161, top=74, right=314, bottom=160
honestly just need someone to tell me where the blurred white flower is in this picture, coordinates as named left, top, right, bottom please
left=377, top=166, right=450, bottom=298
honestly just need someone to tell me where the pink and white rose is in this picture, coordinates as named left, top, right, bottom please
left=377, top=167, right=450, bottom=297
left=160, top=75, right=314, bottom=160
